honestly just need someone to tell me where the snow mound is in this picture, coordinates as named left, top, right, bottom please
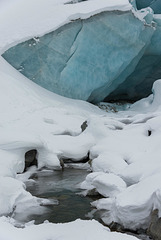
left=0, top=218, right=139, bottom=240
left=81, top=172, right=126, bottom=197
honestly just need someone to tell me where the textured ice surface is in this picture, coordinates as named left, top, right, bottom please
left=136, top=0, right=161, bottom=14
left=2, top=9, right=155, bottom=103
left=106, top=14, right=161, bottom=101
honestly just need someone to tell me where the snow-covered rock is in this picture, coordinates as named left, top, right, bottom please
left=92, top=152, right=128, bottom=174
left=92, top=173, right=127, bottom=197
left=0, top=177, right=38, bottom=216
left=81, top=172, right=126, bottom=197
left=93, top=173, right=161, bottom=230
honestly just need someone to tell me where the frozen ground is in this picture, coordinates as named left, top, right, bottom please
left=0, top=0, right=161, bottom=240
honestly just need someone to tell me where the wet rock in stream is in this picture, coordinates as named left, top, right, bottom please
left=24, top=149, right=38, bottom=171
left=147, top=209, right=161, bottom=240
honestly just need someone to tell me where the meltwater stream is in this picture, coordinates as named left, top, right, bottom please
left=15, top=168, right=101, bottom=225
left=13, top=167, right=151, bottom=240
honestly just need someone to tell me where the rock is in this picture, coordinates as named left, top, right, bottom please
left=86, top=188, right=100, bottom=196
left=81, top=121, right=88, bottom=132
left=60, top=159, right=65, bottom=170
left=24, top=149, right=38, bottom=171
left=147, top=209, right=161, bottom=240
left=109, top=221, right=124, bottom=232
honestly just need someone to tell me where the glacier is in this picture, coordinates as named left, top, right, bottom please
left=2, top=2, right=161, bottom=102
left=106, top=13, right=161, bottom=101
left=136, top=0, right=161, bottom=14
left=1, top=1, right=161, bottom=240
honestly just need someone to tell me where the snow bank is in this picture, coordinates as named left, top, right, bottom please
left=93, top=173, right=161, bottom=230
left=0, top=177, right=38, bottom=216
left=0, top=0, right=131, bottom=54
left=81, top=172, right=126, bottom=197
left=131, top=79, right=161, bottom=112
left=89, top=81, right=161, bottom=230
left=92, top=152, right=128, bottom=174
left=0, top=217, right=139, bottom=240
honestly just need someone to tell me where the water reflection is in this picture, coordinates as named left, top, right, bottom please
left=15, top=168, right=101, bottom=224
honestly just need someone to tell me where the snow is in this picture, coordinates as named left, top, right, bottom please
left=0, top=177, right=39, bottom=216
left=0, top=0, right=131, bottom=54
left=1, top=0, right=161, bottom=239
left=1, top=58, right=161, bottom=234
left=0, top=218, right=139, bottom=240
left=91, top=152, right=128, bottom=174
left=81, top=172, right=127, bottom=197
left=0, top=54, right=148, bottom=239
left=93, top=173, right=161, bottom=230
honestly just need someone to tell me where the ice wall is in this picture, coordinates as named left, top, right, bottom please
left=136, top=0, right=161, bottom=14
left=106, top=15, right=161, bottom=101
left=2, top=7, right=160, bottom=103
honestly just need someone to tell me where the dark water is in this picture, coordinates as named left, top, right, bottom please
left=13, top=168, right=151, bottom=240
left=15, top=168, right=101, bottom=224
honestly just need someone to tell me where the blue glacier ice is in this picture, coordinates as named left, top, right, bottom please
left=106, top=14, right=161, bottom=101
left=136, top=0, right=161, bottom=14
left=2, top=6, right=161, bottom=103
